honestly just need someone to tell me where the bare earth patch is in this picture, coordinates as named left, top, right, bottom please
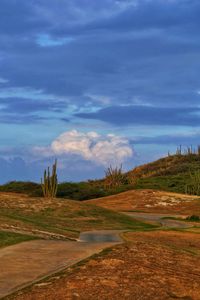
left=87, top=189, right=200, bottom=215
left=8, top=231, right=200, bottom=300
left=0, top=192, right=78, bottom=212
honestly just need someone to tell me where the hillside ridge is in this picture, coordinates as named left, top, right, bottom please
left=1, top=153, right=200, bottom=199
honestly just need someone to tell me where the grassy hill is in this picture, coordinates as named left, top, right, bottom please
left=131, top=153, right=200, bottom=194
left=1, top=152, right=200, bottom=200
left=128, top=153, right=200, bottom=178
left=0, top=192, right=155, bottom=244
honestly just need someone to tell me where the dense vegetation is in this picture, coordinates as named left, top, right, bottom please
left=0, top=180, right=134, bottom=200
left=186, top=215, right=200, bottom=222
left=1, top=147, right=200, bottom=200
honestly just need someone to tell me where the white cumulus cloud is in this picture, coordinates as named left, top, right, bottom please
left=33, top=130, right=133, bottom=166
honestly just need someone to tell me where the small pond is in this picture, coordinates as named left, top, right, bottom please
left=79, top=231, right=122, bottom=243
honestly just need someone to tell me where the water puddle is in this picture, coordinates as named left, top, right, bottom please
left=78, top=231, right=122, bottom=243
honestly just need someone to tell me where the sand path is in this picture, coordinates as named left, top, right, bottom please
left=0, top=231, right=122, bottom=299
left=123, top=212, right=193, bottom=228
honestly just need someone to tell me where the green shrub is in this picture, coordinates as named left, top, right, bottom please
left=185, top=170, right=200, bottom=195
left=0, top=181, right=42, bottom=196
left=186, top=215, right=200, bottom=222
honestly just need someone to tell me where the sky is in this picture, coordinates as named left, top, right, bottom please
left=1, top=0, right=200, bottom=183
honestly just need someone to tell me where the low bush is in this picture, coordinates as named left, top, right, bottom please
left=186, top=215, right=200, bottom=222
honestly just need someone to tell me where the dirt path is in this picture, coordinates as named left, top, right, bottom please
left=123, top=212, right=193, bottom=229
left=0, top=231, right=122, bottom=299
left=10, top=231, right=200, bottom=300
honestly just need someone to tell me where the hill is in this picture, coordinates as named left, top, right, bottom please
left=129, top=153, right=200, bottom=194
left=86, top=189, right=200, bottom=215
left=1, top=152, right=200, bottom=200
left=0, top=192, right=153, bottom=245
left=129, top=153, right=200, bottom=178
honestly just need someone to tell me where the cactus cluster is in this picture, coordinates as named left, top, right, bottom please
left=104, top=165, right=126, bottom=189
left=41, top=160, right=58, bottom=198
left=174, top=145, right=200, bottom=156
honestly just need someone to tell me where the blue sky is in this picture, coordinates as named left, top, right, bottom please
left=1, top=0, right=200, bottom=183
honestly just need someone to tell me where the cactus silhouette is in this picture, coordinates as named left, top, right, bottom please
left=41, top=160, right=58, bottom=198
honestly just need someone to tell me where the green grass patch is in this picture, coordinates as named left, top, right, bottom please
left=162, top=215, right=200, bottom=223
left=0, top=202, right=157, bottom=241
left=134, top=174, right=188, bottom=194
left=0, top=231, right=37, bottom=248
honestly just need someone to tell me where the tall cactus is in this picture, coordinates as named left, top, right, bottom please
left=41, top=159, right=58, bottom=198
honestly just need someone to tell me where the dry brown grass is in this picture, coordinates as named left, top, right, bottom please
left=9, top=231, right=200, bottom=300
left=0, top=192, right=152, bottom=241
left=86, top=189, right=200, bottom=215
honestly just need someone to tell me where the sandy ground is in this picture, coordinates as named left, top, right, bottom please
left=0, top=232, right=122, bottom=299
left=2, top=190, right=200, bottom=299
left=8, top=231, right=200, bottom=300
left=123, top=212, right=194, bottom=228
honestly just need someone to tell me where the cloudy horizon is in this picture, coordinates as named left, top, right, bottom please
left=1, top=0, right=200, bottom=183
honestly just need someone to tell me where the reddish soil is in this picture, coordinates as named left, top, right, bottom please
left=86, top=189, right=200, bottom=215
left=9, top=231, right=200, bottom=300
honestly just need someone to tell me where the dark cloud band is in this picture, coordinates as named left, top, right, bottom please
left=75, top=105, right=200, bottom=127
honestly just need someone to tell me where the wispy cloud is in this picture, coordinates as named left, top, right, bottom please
left=0, top=98, right=66, bottom=114
left=36, top=34, right=75, bottom=47
left=0, top=86, right=66, bottom=101
left=0, top=77, right=8, bottom=84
